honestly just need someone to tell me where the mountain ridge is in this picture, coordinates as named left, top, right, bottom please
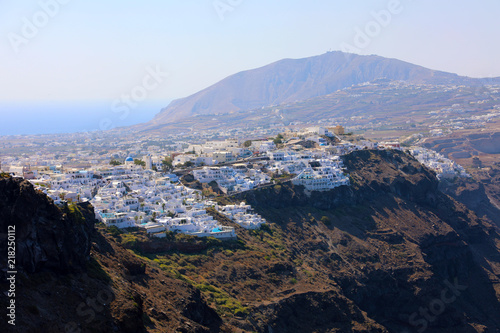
left=137, top=52, right=500, bottom=131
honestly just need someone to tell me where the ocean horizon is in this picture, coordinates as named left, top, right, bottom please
left=0, top=100, right=170, bottom=136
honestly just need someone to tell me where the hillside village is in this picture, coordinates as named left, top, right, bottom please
left=0, top=125, right=472, bottom=239
left=410, top=146, right=470, bottom=179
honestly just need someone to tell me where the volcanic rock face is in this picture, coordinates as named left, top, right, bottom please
left=254, top=290, right=386, bottom=332
left=1, top=149, right=500, bottom=332
left=0, top=177, right=94, bottom=273
left=238, top=149, right=439, bottom=210
left=439, top=176, right=500, bottom=227
left=0, top=177, right=225, bottom=333
left=230, top=150, right=500, bottom=332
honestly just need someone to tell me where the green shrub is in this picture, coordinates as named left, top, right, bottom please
left=196, top=283, right=220, bottom=293
left=121, top=234, right=138, bottom=248
left=233, top=307, right=249, bottom=317
left=67, top=203, right=85, bottom=224
left=320, top=216, right=331, bottom=225
left=107, top=225, right=122, bottom=238
left=86, top=257, right=111, bottom=283
left=260, top=223, right=273, bottom=235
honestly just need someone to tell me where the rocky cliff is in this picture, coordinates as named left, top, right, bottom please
left=222, top=150, right=500, bottom=332
left=0, top=176, right=94, bottom=274
left=1, top=149, right=500, bottom=332
left=0, top=177, right=227, bottom=333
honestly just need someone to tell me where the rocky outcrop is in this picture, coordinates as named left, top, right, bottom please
left=2, top=149, right=500, bottom=332
left=0, top=176, right=94, bottom=273
left=439, top=176, right=500, bottom=227
left=0, top=176, right=227, bottom=333
left=229, top=149, right=500, bottom=332
left=237, top=149, right=440, bottom=211
left=254, top=290, right=387, bottom=333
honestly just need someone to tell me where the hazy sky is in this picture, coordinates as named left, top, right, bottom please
left=1, top=0, right=500, bottom=103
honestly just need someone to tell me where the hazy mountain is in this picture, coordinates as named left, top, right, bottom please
left=140, top=51, right=499, bottom=130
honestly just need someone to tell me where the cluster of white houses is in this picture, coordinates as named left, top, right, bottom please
left=22, top=160, right=271, bottom=239
left=265, top=150, right=350, bottom=191
left=191, top=147, right=352, bottom=194
left=29, top=168, right=105, bottom=204
left=410, top=147, right=470, bottom=179
left=293, top=165, right=350, bottom=191
left=151, top=203, right=238, bottom=239
left=216, top=202, right=267, bottom=230
left=193, top=165, right=271, bottom=193
left=21, top=139, right=471, bottom=241
left=89, top=168, right=240, bottom=239
left=16, top=128, right=417, bottom=238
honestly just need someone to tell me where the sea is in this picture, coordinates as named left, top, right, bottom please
left=0, top=100, right=170, bottom=136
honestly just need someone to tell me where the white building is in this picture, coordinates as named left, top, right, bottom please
left=217, top=202, right=267, bottom=230
left=292, top=166, right=349, bottom=191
